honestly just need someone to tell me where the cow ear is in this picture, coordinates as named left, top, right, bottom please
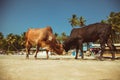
left=48, top=36, right=52, bottom=41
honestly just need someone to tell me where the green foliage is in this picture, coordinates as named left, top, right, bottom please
left=101, top=20, right=107, bottom=24
left=69, top=14, right=79, bottom=27
left=55, top=32, right=68, bottom=43
left=107, top=12, right=120, bottom=32
left=100, top=12, right=120, bottom=43
left=79, top=16, right=86, bottom=27
left=0, top=32, right=4, bottom=39
left=0, top=32, right=25, bottom=52
left=69, top=14, right=86, bottom=28
left=0, top=32, right=7, bottom=50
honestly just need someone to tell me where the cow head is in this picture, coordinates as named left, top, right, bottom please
left=63, top=41, right=70, bottom=52
left=63, top=37, right=77, bottom=52
left=49, top=40, right=64, bottom=55
left=45, top=34, right=63, bottom=55
left=54, top=43, right=64, bottom=55
left=50, top=43, right=64, bottom=55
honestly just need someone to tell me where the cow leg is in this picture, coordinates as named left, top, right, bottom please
left=78, top=40, right=84, bottom=59
left=26, top=48, right=30, bottom=59
left=34, top=46, right=39, bottom=59
left=46, top=50, right=49, bottom=59
left=26, top=42, right=31, bottom=59
left=75, top=48, right=79, bottom=59
left=99, top=43, right=105, bottom=60
left=80, top=44, right=84, bottom=59
left=99, top=35, right=106, bottom=60
left=75, top=40, right=82, bottom=59
left=107, top=39, right=115, bottom=60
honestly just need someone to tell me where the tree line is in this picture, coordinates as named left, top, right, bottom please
left=0, top=32, right=25, bottom=53
left=0, top=32, right=68, bottom=53
left=0, top=12, right=120, bottom=53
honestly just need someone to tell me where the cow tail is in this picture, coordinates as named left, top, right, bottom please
left=25, top=29, right=29, bottom=45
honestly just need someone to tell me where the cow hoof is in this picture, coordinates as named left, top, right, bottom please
left=34, top=55, right=37, bottom=58
left=75, top=57, right=77, bottom=59
left=26, top=55, right=29, bottom=59
left=111, top=58, right=115, bottom=61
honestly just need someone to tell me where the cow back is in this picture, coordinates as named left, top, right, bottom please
left=70, top=23, right=111, bottom=42
left=25, top=26, right=63, bottom=55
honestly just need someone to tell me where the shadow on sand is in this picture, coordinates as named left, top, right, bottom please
left=32, top=56, right=120, bottom=61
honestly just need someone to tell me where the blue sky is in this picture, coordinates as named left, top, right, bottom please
left=0, top=0, right=120, bottom=36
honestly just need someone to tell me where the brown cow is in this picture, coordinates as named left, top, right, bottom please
left=63, top=23, right=116, bottom=60
left=25, top=26, right=63, bottom=59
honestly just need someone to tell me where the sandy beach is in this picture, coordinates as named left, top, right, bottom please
left=0, top=54, right=120, bottom=80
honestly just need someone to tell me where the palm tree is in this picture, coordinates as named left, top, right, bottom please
left=54, top=33, right=58, bottom=37
left=100, top=12, right=120, bottom=43
left=107, top=12, right=120, bottom=43
left=61, top=32, right=67, bottom=41
left=6, top=33, right=18, bottom=51
left=69, top=15, right=86, bottom=28
left=0, top=32, right=4, bottom=39
left=18, top=32, right=26, bottom=49
left=0, top=32, right=4, bottom=49
left=69, top=14, right=79, bottom=28
left=54, top=33, right=61, bottom=42
left=0, top=32, right=8, bottom=53
left=101, top=20, right=107, bottom=24
left=79, top=16, right=86, bottom=27
left=54, top=32, right=68, bottom=43
left=108, top=12, right=120, bottom=32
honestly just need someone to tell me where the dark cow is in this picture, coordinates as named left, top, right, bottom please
left=63, top=23, right=116, bottom=60
left=25, top=26, right=63, bottom=59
